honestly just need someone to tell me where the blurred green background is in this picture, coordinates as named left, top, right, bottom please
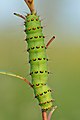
left=0, top=0, right=80, bottom=120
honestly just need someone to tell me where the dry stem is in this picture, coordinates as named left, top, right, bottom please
left=14, top=13, right=25, bottom=20
left=24, top=0, right=36, bottom=13
left=48, top=106, right=57, bottom=120
left=0, top=72, right=32, bottom=87
left=42, top=111, right=48, bottom=120
left=42, top=106, right=57, bottom=120
left=46, top=36, right=55, bottom=49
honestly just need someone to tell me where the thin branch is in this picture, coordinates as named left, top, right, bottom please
left=14, top=13, right=26, bottom=20
left=24, top=0, right=36, bottom=13
left=42, top=111, right=48, bottom=120
left=48, top=106, right=57, bottom=120
left=46, top=36, right=55, bottom=49
left=0, top=72, right=33, bottom=88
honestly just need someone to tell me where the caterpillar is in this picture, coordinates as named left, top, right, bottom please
left=24, top=13, right=53, bottom=111
left=14, top=1, right=56, bottom=112
left=0, top=0, right=56, bottom=113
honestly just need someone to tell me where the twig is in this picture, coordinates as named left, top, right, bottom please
left=42, top=111, right=48, bottom=120
left=24, top=0, right=36, bottom=13
left=48, top=106, right=57, bottom=120
left=0, top=72, right=32, bottom=87
left=46, top=36, right=55, bottom=49
left=14, top=13, right=25, bottom=20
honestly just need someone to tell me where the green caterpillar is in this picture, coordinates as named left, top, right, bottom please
left=0, top=1, right=56, bottom=113
left=24, top=13, right=53, bottom=111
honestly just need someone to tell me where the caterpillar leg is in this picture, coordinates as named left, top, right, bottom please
left=14, top=13, right=26, bottom=20
left=46, top=36, right=55, bottom=49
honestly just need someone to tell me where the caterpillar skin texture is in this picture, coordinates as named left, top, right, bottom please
left=25, top=13, right=53, bottom=111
